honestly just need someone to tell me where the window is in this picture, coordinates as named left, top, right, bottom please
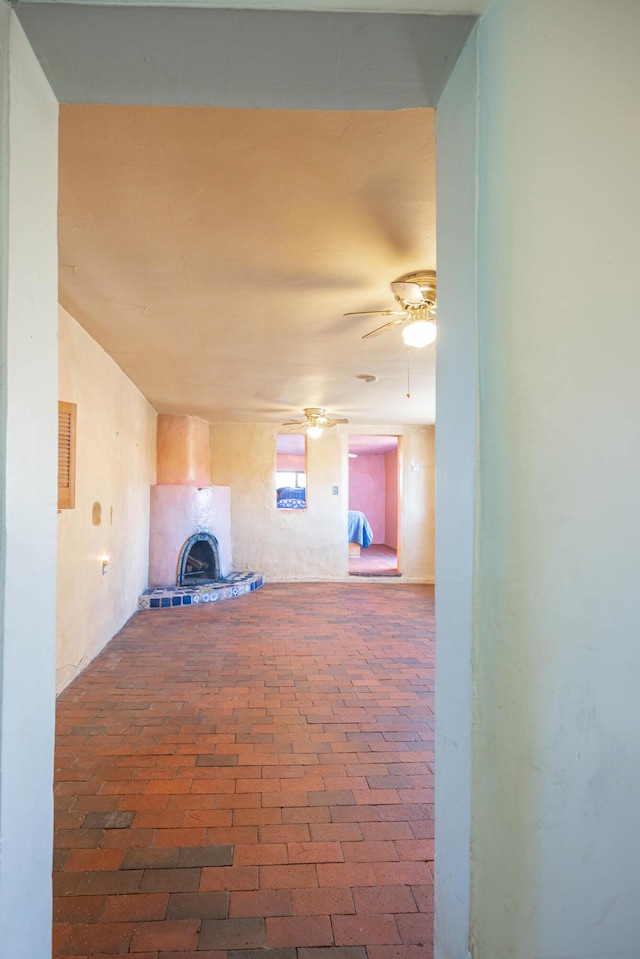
left=276, top=434, right=307, bottom=509
left=276, top=470, right=306, bottom=489
left=58, top=401, right=77, bottom=509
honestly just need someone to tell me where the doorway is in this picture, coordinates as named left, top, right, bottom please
left=348, top=434, right=401, bottom=576
left=3, top=6, right=479, bottom=955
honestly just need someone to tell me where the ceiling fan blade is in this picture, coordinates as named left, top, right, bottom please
left=391, top=281, right=425, bottom=304
left=325, top=418, right=349, bottom=427
left=282, top=419, right=304, bottom=426
left=362, top=316, right=406, bottom=339
left=344, top=310, right=405, bottom=318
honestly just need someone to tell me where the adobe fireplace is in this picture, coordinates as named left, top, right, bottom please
left=147, top=415, right=232, bottom=588
left=141, top=414, right=263, bottom=609
left=178, top=531, right=222, bottom=586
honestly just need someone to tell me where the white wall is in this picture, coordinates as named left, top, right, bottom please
left=0, top=11, right=58, bottom=956
left=210, top=422, right=434, bottom=582
left=57, top=306, right=157, bottom=692
left=468, top=1, right=640, bottom=955
left=434, top=22, right=477, bottom=959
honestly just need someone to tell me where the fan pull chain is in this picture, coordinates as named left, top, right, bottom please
left=406, top=348, right=411, bottom=399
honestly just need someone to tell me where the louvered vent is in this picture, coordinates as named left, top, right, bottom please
left=58, top=401, right=76, bottom=509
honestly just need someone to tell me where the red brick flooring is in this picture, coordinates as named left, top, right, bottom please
left=53, top=582, right=435, bottom=958
left=348, top=546, right=399, bottom=577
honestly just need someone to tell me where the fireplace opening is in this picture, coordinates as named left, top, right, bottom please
left=177, top=532, right=222, bottom=586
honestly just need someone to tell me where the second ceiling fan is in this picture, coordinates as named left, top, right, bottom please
left=346, top=269, right=437, bottom=348
left=282, top=407, right=349, bottom=438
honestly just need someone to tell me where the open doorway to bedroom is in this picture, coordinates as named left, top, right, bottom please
left=348, top=434, right=401, bottom=576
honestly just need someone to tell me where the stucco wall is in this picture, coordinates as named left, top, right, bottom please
left=399, top=427, right=435, bottom=581
left=57, top=306, right=157, bottom=692
left=384, top=449, right=398, bottom=549
left=210, top=421, right=433, bottom=582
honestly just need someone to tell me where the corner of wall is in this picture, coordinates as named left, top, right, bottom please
left=434, top=20, right=479, bottom=959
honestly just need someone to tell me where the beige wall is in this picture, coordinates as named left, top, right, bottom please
left=385, top=448, right=399, bottom=550
left=396, top=426, right=434, bottom=581
left=210, top=421, right=434, bottom=582
left=57, top=306, right=157, bottom=692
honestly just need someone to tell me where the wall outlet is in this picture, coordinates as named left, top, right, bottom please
left=332, top=486, right=339, bottom=495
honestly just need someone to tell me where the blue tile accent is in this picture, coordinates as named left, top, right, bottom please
left=138, top=573, right=264, bottom=611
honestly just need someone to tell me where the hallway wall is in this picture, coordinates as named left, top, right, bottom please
left=57, top=306, right=157, bottom=692
left=434, top=2, right=640, bottom=956
left=0, top=11, right=58, bottom=955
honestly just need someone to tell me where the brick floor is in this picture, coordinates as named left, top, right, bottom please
left=53, top=583, right=434, bottom=957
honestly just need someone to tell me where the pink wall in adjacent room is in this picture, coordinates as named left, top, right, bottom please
left=384, top=449, right=398, bottom=549
left=277, top=453, right=305, bottom=471
left=348, top=454, right=385, bottom=544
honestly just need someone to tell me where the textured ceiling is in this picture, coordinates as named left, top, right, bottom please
left=21, top=2, right=473, bottom=430
left=59, top=104, right=437, bottom=427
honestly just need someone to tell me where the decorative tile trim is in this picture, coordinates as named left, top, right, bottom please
left=138, top=572, right=263, bottom=610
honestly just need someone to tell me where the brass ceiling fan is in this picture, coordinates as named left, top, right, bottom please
left=282, top=407, right=349, bottom=438
left=345, top=269, right=437, bottom=348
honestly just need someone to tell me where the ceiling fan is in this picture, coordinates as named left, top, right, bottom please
left=345, top=269, right=437, bottom=348
left=282, top=407, right=349, bottom=438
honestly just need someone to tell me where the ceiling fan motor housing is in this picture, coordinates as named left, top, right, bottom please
left=282, top=408, right=349, bottom=429
left=392, top=269, right=437, bottom=312
left=304, top=407, right=328, bottom=426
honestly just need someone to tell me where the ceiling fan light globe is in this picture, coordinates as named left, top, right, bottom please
left=307, top=425, right=323, bottom=439
left=402, top=319, right=437, bottom=349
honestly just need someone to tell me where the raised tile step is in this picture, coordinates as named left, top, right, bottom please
left=138, top=571, right=263, bottom=610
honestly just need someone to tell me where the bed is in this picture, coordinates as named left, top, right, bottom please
left=348, top=510, right=373, bottom=557
left=277, top=486, right=306, bottom=509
